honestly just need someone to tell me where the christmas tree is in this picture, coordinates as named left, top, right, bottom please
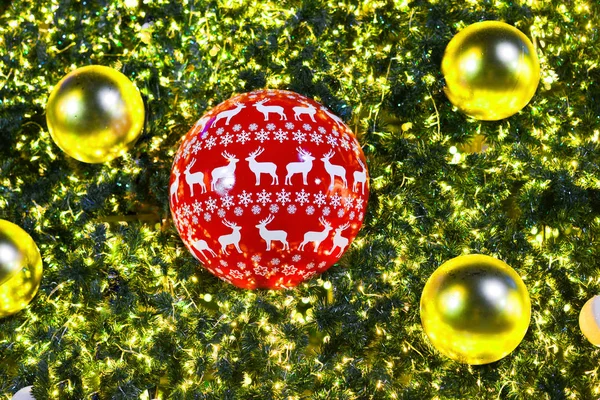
left=2, top=0, right=600, bottom=398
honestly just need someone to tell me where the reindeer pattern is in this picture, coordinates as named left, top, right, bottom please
left=170, top=91, right=369, bottom=280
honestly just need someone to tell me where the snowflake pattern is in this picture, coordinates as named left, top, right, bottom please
left=295, top=189, right=309, bottom=205
left=314, top=191, right=327, bottom=207
left=303, top=123, right=312, bottom=131
left=337, top=208, right=345, bottom=217
left=287, top=204, right=297, bottom=214
left=306, top=205, right=315, bottom=215
left=269, top=204, right=280, bottom=213
left=276, top=189, right=291, bottom=205
left=285, top=122, right=295, bottom=130
left=238, top=190, right=253, bottom=206
left=249, top=123, right=259, bottom=131
left=220, top=133, right=233, bottom=146
left=192, top=142, right=202, bottom=154
left=252, top=205, right=262, bottom=215
left=251, top=254, right=261, bottom=263
left=273, top=129, right=288, bottom=143
left=217, top=209, right=226, bottom=218
left=203, top=212, right=212, bottom=221
left=234, top=206, right=243, bottom=216
left=205, top=136, right=217, bottom=149
left=230, top=270, right=244, bottom=279
left=257, top=189, right=272, bottom=206
left=236, top=131, right=251, bottom=144
left=282, top=265, right=297, bottom=276
left=233, top=124, right=242, bottom=132
left=221, top=194, right=234, bottom=209
left=330, top=193, right=342, bottom=208
left=292, top=130, right=307, bottom=143
left=216, top=127, right=225, bottom=135
left=266, top=123, right=276, bottom=131
left=271, top=258, right=281, bottom=266
left=255, top=129, right=270, bottom=143
left=254, top=265, right=268, bottom=276
left=292, top=254, right=302, bottom=262
left=322, top=207, right=331, bottom=216
left=310, top=132, right=323, bottom=145
left=205, top=198, right=218, bottom=212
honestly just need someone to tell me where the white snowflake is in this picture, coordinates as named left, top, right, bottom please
left=330, top=194, right=342, bottom=208
left=216, top=127, right=225, bottom=135
left=326, top=135, right=338, bottom=147
left=302, top=270, right=316, bottom=279
left=266, top=123, right=276, bottom=131
left=192, top=215, right=199, bottom=224
left=318, top=261, right=327, bottom=268
left=233, top=124, right=242, bottom=132
left=221, top=194, right=234, bottom=209
left=220, top=259, right=229, bottom=267
left=276, top=188, right=291, bottom=205
left=238, top=190, right=253, bottom=206
left=343, top=196, right=354, bottom=209
left=306, top=205, right=315, bottom=215
left=230, top=270, right=244, bottom=279
left=307, top=262, right=315, bottom=270
left=318, top=126, right=326, bottom=134
left=204, top=136, right=217, bottom=149
left=269, top=204, right=280, bottom=213
left=252, top=205, right=262, bottom=215
left=285, top=122, right=295, bottom=130
left=205, top=198, right=218, bottom=212
left=220, top=133, right=233, bottom=147
left=337, top=208, right=345, bottom=217
left=313, top=191, right=327, bottom=207
left=234, top=206, right=243, bottom=216
left=303, top=123, right=312, bottom=131
left=255, top=129, right=270, bottom=143
left=340, top=138, right=350, bottom=150
left=251, top=254, right=262, bottom=263
left=322, top=207, right=331, bottom=216
left=310, top=132, right=323, bottom=145
left=349, top=211, right=356, bottom=220
left=292, top=254, right=301, bottom=262
left=192, top=142, right=202, bottom=154
left=295, top=189, right=310, bottom=205
left=237, top=262, right=247, bottom=270
left=332, top=129, right=340, bottom=137
left=254, top=265, right=268, bottom=276
left=287, top=204, right=297, bottom=214
left=271, top=258, right=281, bottom=266
left=182, top=204, right=192, bottom=217
left=236, top=130, right=251, bottom=144
left=282, top=265, right=297, bottom=276
left=273, top=129, right=288, bottom=143
left=245, top=270, right=252, bottom=277
left=257, top=189, right=272, bottom=206
left=204, top=212, right=212, bottom=221
left=359, top=212, right=364, bottom=220
left=249, top=123, right=259, bottom=131
left=218, top=209, right=226, bottom=218
left=355, top=198, right=364, bottom=211
left=192, top=200, right=203, bottom=214
left=292, top=130, right=307, bottom=143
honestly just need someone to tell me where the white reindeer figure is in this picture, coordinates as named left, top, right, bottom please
left=293, top=102, right=317, bottom=122
left=298, top=217, right=333, bottom=252
left=170, top=168, right=181, bottom=204
left=211, top=101, right=246, bottom=127
left=218, top=219, right=242, bottom=255
left=253, top=99, right=287, bottom=121
left=192, top=239, right=217, bottom=258
left=256, top=214, right=289, bottom=251
left=193, top=116, right=211, bottom=134
left=330, top=222, right=351, bottom=257
left=184, top=159, right=207, bottom=196
left=246, top=147, right=278, bottom=185
left=321, top=150, right=348, bottom=189
left=352, top=158, right=367, bottom=194
left=285, top=147, right=315, bottom=185
left=320, top=105, right=345, bottom=128
left=211, top=151, right=239, bottom=191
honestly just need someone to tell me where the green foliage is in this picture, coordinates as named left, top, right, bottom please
left=1, top=0, right=600, bottom=398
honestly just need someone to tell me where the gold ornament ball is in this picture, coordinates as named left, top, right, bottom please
left=0, top=220, right=43, bottom=318
left=442, top=21, right=540, bottom=121
left=420, top=254, right=531, bottom=364
left=579, top=296, right=600, bottom=346
left=46, top=65, right=145, bottom=163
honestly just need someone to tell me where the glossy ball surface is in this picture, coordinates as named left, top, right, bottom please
left=579, top=295, right=600, bottom=346
left=442, top=21, right=540, bottom=120
left=0, top=220, right=43, bottom=318
left=420, top=254, right=531, bottom=364
left=170, top=90, right=369, bottom=289
left=46, top=65, right=145, bottom=163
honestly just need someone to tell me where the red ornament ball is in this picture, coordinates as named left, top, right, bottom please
left=169, top=90, right=369, bottom=289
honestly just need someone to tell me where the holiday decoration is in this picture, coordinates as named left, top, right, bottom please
left=12, top=387, right=34, bottom=400
left=420, top=254, right=531, bottom=364
left=0, top=220, right=43, bottom=318
left=46, top=65, right=145, bottom=163
left=170, top=89, right=369, bottom=289
left=442, top=21, right=540, bottom=121
left=579, top=295, right=600, bottom=346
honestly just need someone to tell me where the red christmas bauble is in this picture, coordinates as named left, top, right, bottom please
left=169, top=90, right=369, bottom=289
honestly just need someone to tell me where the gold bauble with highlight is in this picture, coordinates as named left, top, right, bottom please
left=0, top=220, right=43, bottom=318
left=579, top=295, right=600, bottom=346
left=442, top=21, right=540, bottom=120
left=46, top=65, right=145, bottom=163
left=420, top=254, right=531, bottom=364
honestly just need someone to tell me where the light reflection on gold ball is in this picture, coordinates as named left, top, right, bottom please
left=420, top=254, right=531, bottom=364
left=46, top=65, right=145, bottom=163
left=442, top=21, right=540, bottom=121
left=579, top=296, right=600, bottom=346
left=0, top=220, right=43, bottom=318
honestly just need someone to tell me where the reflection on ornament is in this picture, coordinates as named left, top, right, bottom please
left=12, top=386, right=35, bottom=400
left=579, top=296, right=600, bottom=346
left=170, top=90, right=369, bottom=289
left=420, top=254, right=531, bottom=364
left=0, top=220, right=43, bottom=318
left=46, top=65, right=145, bottom=163
left=442, top=21, right=540, bottom=121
